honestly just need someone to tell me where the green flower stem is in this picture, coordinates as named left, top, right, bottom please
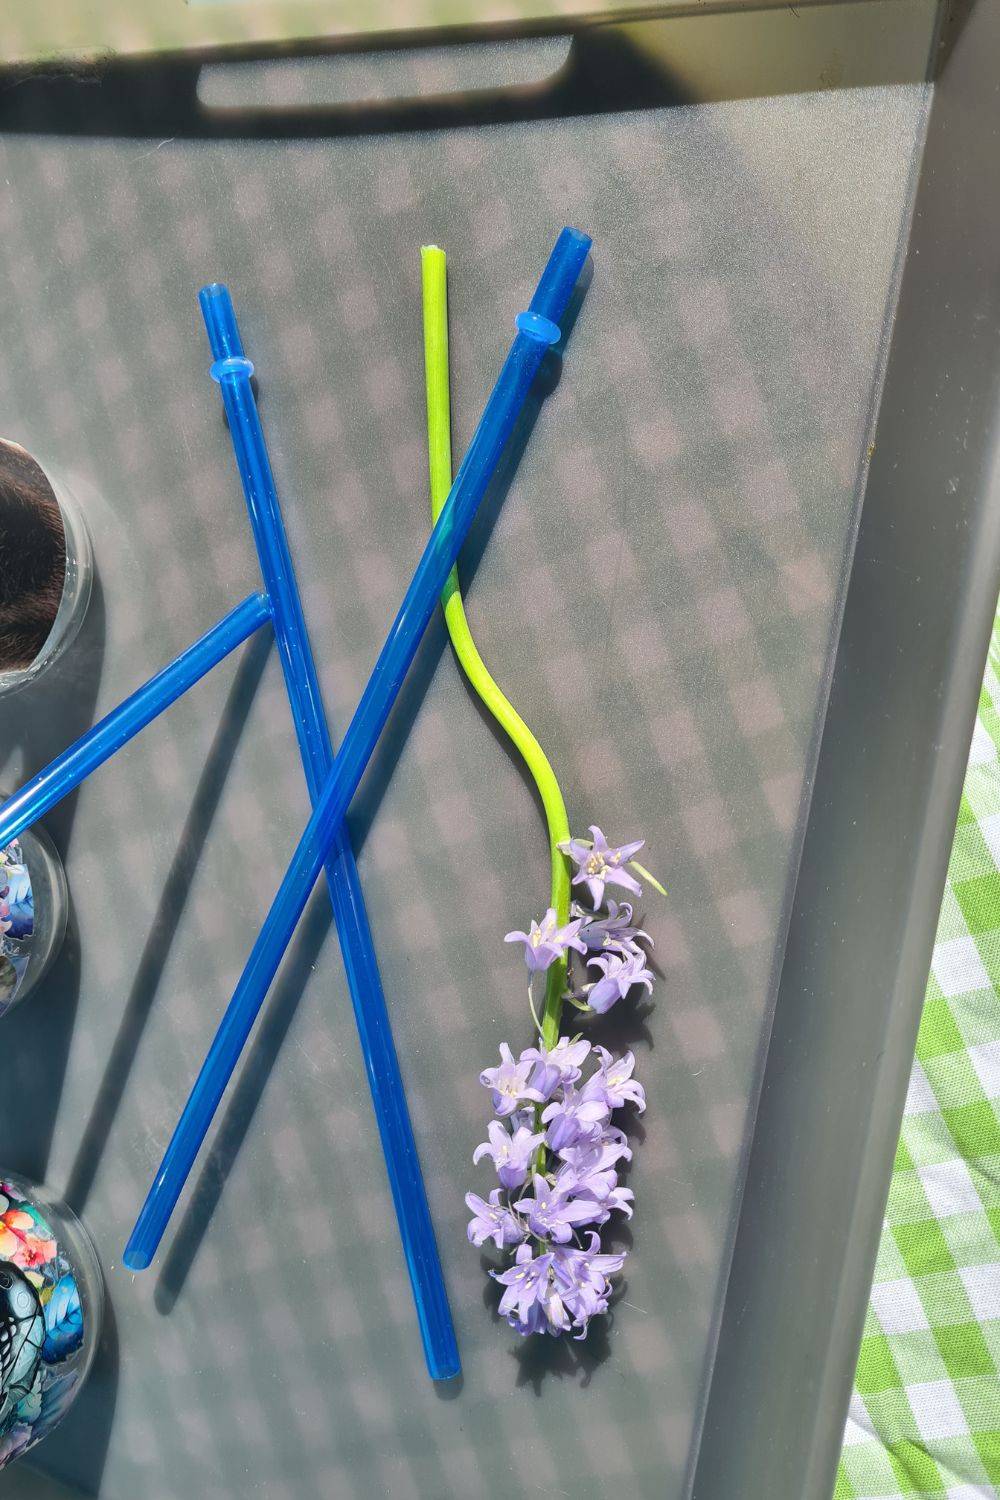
left=421, top=245, right=570, bottom=1050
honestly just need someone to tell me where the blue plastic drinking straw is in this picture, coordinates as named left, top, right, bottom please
left=124, top=226, right=592, bottom=1277
left=0, top=592, right=271, bottom=849
left=198, top=284, right=459, bottom=1380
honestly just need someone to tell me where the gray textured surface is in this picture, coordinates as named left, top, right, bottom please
left=0, top=78, right=927, bottom=1499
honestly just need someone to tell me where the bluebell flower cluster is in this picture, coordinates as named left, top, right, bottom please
left=468, top=829, right=657, bottom=1338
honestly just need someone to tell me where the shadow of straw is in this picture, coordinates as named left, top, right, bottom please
left=64, top=629, right=273, bottom=1211
left=153, top=887, right=332, bottom=1311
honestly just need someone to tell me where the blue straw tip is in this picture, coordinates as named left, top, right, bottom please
left=199, top=281, right=232, bottom=308
left=122, top=1243, right=151, bottom=1272
left=199, top=282, right=245, bottom=362
left=560, top=226, right=593, bottom=256
left=528, top=228, right=593, bottom=326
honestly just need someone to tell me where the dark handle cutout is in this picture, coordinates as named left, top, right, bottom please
left=0, top=25, right=691, bottom=139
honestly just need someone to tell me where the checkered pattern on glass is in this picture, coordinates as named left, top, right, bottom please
left=837, top=621, right=1000, bottom=1500
left=0, top=71, right=927, bottom=1500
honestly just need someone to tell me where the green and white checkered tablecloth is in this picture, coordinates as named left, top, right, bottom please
left=836, top=613, right=1000, bottom=1498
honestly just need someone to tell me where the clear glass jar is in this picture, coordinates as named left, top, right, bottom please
left=0, top=1173, right=103, bottom=1471
left=0, top=813, right=68, bottom=1020
left=0, top=440, right=93, bottom=697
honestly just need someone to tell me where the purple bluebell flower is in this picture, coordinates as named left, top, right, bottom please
left=585, top=950, right=655, bottom=1015
left=600, top=1182, right=634, bottom=1219
left=479, top=1043, right=545, bottom=1118
left=536, top=1284, right=573, bottom=1335
left=494, top=1244, right=558, bottom=1333
left=513, top=1173, right=603, bottom=1243
left=574, top=898, right=651, bottom=957
left=555, top=1137, right=634, bottom=1223
left=556, top=1133, right=631, bottom=1192
left=541, top=1085, right=610, bottom=1152
left=520, top=1035, right=591, bottom=1099
left=473, top=1120, right=545, bottom=1190
left=581, top=1048, right=647, bottom=1115
left=552, top=1233, right=627, bottom=1332
left=504, top=908, right=587, bottom=972
left=503, top=1298, right=550, bottom=1336
left=493, top=1244, right=580, bottom=1336
left=559, top=825, right=645, bottom=907
left=465, top=1189, right=526, bottom=1250
left=568, top=1171, right=634, bottom=1224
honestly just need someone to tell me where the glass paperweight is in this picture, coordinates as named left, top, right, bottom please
left=0, top=1173, right=103, bottom=1471
left=0, top=439, right=93, bottom=697
left=0, top=814, right=68, bottom=1021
